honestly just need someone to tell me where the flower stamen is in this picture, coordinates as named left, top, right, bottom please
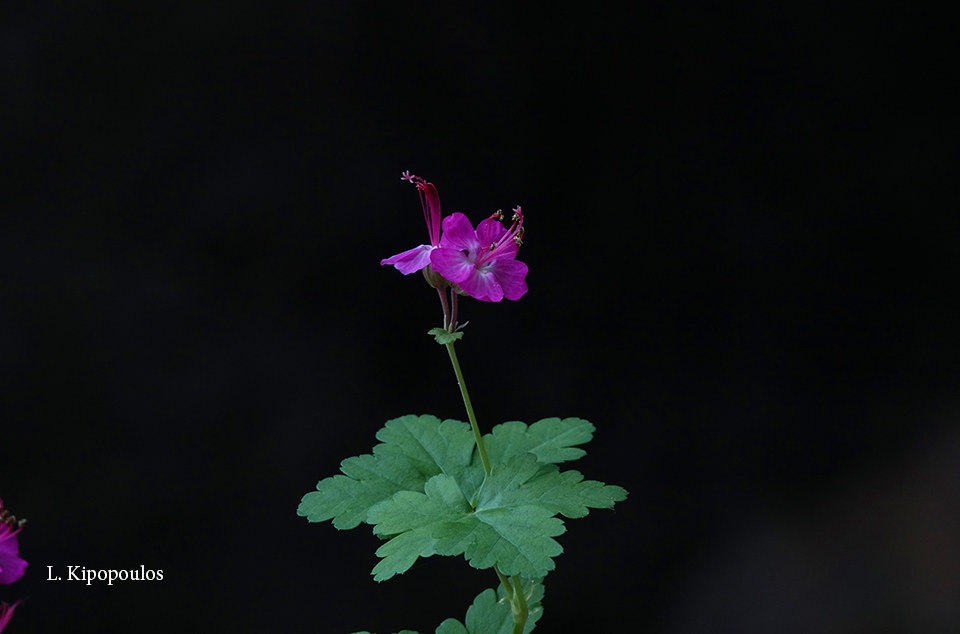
left=475, top=205, right=525, bottom=268
left=513, top=225, right=525, bottom=246
left=0, top=504, right=26, bottom=533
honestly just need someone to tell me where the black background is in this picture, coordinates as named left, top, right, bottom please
left=2, top=2, right=958, bottom=632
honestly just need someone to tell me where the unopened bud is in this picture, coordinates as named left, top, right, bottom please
left=421, top=264, right=451, bottom=289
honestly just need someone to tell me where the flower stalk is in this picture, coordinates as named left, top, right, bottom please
left=444, top=337, right=491, bottom=476
left=435, top=286, right=530, bottom=632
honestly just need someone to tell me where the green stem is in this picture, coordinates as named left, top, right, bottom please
left=509, top=575, right=529, bottom=634
left=495, top=566, right=513, bottom=598
left=439, top=289, right=526, bottom=632
left=494, top=567, right=529, bottom=633
left=444, top=341, right=492, bottom=476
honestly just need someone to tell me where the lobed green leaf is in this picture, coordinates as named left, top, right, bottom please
left=375, top=415, right=482, bottom=498
left=299, top=414, right=627, bottom=584
left=485, top=455, right=628, bottom=520
left=356, top=579, right=544, bottom=634
left=463, top=579, right=544, bottom=634
left=297, top=415, right=480, bottom=529
left=484, top=417, right=595, bottom=465
left=367, top=454, right=625, bottom=581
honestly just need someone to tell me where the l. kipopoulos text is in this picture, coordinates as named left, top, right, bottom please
left=47, top=565, right=164, bottom=585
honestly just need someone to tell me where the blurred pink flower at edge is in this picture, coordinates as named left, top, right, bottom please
left=0, top=498, right=27, bottom=633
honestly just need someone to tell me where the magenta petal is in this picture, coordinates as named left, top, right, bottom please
left=0, top=554, right=27, bottom=585
left=380, top=244, right=434, bottom=275
left=459, top=269, right=504, bottom=302
left=493, top=259, right=528, bottom=300
left=476, top=217, right=507, bottom=247
left=439, top=213, right=480, bottom=253
left=0, top=533, right=27, bottom=585
left=420, top=182, right=443, bottom=246
left=430, top=246, right=475, bottom=284
left=476, top=218, right=518, bottom=261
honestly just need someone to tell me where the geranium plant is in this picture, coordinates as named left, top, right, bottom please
left=298, top=172, right=626, bottom=633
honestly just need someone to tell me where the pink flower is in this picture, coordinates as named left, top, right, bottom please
left=0, top=600, right=20, bottom=633
left=0, top=500, right=27, bottom=586
left=430, top=207, right=528, bottom=302
left=0, top=499, right=26, bottom=634
left=380, top=171, right=444, bottom=275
